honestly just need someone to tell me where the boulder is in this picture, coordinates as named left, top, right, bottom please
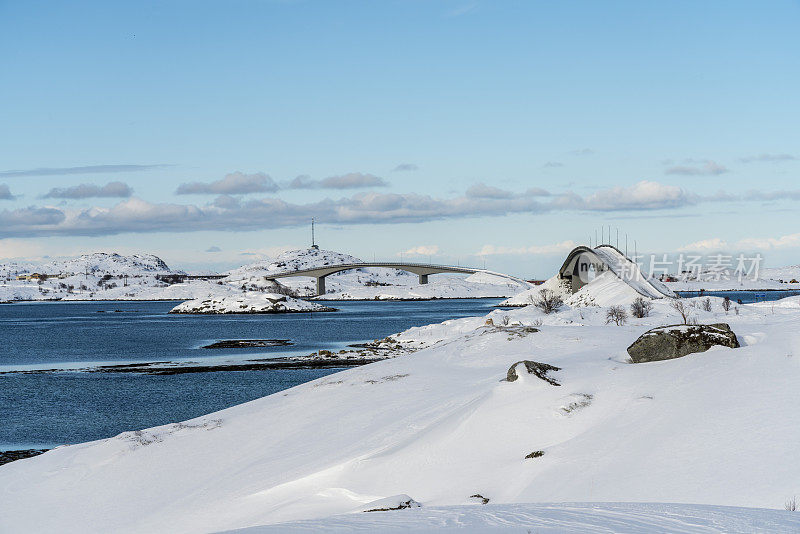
left=627, top=323, right=739, bottom=363
left=506, top=361, right=561, bottom=385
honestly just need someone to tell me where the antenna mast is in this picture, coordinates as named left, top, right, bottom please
left=311, top=218, right=318, bottom=249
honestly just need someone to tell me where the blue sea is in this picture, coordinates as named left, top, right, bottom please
left=0, top=299, right=501, bottom=449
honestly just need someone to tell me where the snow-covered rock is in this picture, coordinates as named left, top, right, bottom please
left=169, top=293, right=335, bottom=314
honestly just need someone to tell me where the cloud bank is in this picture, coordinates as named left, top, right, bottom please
left=664, top=160, right=728, bottom=176
left=0, top=164, right=170, bottom=178
left=43, top=181, right=133, bottom=199
left=0, top=180, right=797, bottom=238
left=287, top=173, right=387, bottom=190
left=176, top=172, right=279, bottom=195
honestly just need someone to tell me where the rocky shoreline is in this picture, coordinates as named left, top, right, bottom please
left=0, top=336, right=421, bottom=376
left=0, top=449, right=48, bottom=467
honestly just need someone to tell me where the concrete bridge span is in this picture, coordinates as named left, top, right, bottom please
left=558, top=244, right=676, bottom=299
left=264, top=262, right=530, bottom=296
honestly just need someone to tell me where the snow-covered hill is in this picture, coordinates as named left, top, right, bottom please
left=3, top=275, right=800, bottom=533
left=1, top=248, right=526, bottom=302
left=224, top=248, right=527, bottom=300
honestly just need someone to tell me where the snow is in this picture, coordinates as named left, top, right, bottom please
left=3, top=291, right=800, bottom=533
left=223, top=502, right=800, bottom=533
left=170, top=293, right=335, bottom=314
left=1, top=248, right=526, bottom=302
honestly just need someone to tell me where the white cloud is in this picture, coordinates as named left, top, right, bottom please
left=735, top=233, right=800, bottom=251
left=678, top=238, right=730, bottom=252
left=465, top=183, right=513, bottom=199
left=579, top=180, right=693, bottom=211
left=0, top=184, right=14, bottom=200
left=288, top=172, right=387, bottom=190
left=0, top=180, right=797, bottom=238
left=0, top=164, right=170, bottom=178
left=739, top=153, right=796, bottom=164
left=176, top=172, right=279, bottom=195
left=400, top=245, right=440, bottom=256
left=42, top=181, right=133, bottom=199
left=665, top=160, right=729, bottom=176
left=478, top=240, right=578, bottom=256
left=392, top=163, right=418, bottom=172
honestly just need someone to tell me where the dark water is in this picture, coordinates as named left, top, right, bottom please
left=675, top=290, right=800, bottom=303
left=0, top=299, right=500, bottom=449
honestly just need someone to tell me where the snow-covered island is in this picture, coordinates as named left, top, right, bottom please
left=169, top=293, right=336, bottom=314
left=0, top=248, right=528, bottom=303
left=3, top=265, right=800, bottom=532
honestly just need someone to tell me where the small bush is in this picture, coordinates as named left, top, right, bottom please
left=630, top=297, right=652, bottom=318
left=532, top=289, right=563, bottom=314
left=606, top=305, right=628, bottom=325
left=786, top=496, right=798, bottom=512
left=701, top=297, right=712, bottom=312
left=671, top=300, right=690, bottom=324
left=722, top=296, right=732, bottom=313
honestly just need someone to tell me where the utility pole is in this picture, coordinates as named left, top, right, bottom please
left=311, top=218, right=316, bottom=248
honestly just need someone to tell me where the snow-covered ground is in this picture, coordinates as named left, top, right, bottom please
left=3, top=271, right=800, bottom=533
left=170, top=293, right=335, bottom=314
left=0, top=248, right=527, bottom=302
left=224, top=502, right=800, bottom=533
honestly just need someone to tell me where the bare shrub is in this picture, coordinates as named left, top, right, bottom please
left=786, top=496, right=798, bottom=511
left=671, top=299, right=690, bottom=324
left=533, top=289, right=563, bottom=314
left=735, top=306, right=740, bottom=316
left=722, top=296, right=732, bottom=313
left=501, top=315, right=510, bottom=326
left=606, top=305, right=628, bottom=325
left=630, top=297, right=652, bottom=318
left=701, top=297, right=712, bottom=312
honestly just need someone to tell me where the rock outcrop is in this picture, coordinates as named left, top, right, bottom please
left=627, top=323, right=739, bottom=363
left=506, top=361, right=561, bottom=385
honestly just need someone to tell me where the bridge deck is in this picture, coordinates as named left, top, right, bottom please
left=264, top=262, right=481, bottom=280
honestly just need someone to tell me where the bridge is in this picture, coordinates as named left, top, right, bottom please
left=264, top=262, right=531, bottom=296
left=559, top=244, right=676, bottom=299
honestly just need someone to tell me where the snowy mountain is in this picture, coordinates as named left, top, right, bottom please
left=3, top=274, right=800, bottom=532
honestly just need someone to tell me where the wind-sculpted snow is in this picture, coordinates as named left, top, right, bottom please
left=221, top=502, right=800, bottom=533
left=3, top=294, right=800, bottom=532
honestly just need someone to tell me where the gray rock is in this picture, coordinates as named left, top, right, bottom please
left=506, top=361, right=561, bottom=385
left=627, top=323, right=740, bottom=363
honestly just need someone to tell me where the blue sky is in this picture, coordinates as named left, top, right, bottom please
left=1, top=0, right=799, bottom=276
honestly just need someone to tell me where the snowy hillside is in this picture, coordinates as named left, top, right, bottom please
left=1, top=248, right=526, bottom=302
left=226, top=502, right=800, bottom=533
left=3, top=276, right=800, bottom=532
left=224, top=248, right=527, bottom=300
